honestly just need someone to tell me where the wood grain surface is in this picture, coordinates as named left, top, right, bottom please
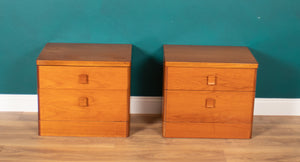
left=39, top=89, right=128, bottom=121
left=1, top=112, right=300, bottom=162
left=164, top=90, right=255, bottom=123
left=163, top=45, right=258, bottom=139
left=37, top=43, right=131, bottom=137
left=166, top=67, right=257, bottom=91
left=38, top=66, right=129, bottom=90
left=39, top=120, right=129, bottom=137
left=164, top=45, right=258, bottom=68
left=37, top=43, right=132, bottom=67
left=163, top=122, right=252, bottom=138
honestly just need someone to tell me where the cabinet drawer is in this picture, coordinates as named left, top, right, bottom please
left=39, top=120, right=129, bottom=137
left=166, top=67, right=256, bottom=91
left=164, top=90, right=255, bottom=123
left=163, top=122, right=252, bottom=138
left=39, top=89, right=129, bottom=121
left=38, top=66, right=129, bottom=90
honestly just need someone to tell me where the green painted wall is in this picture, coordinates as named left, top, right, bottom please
left=0, top=0, right=299, bottom=98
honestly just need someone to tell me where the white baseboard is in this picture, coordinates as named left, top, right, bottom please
left=0, top=94, right=299, bottom=115
left=0, top=94, right=38, bottom=112
left=254, top=98, right=300, bottom=115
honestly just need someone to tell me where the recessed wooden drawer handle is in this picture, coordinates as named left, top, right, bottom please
left=206, top=98, right=215, bottom=108
left=79, top=74, right=88, bottom=84
left=207, top=75, right=216, bottom=85
left=79, top=97, right=88, bottom=107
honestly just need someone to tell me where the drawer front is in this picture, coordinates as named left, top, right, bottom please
left=38, top=66, right=129, bottom=90
left=39, top=89, right=129, bottom=121
left=39, top=120, right=129, bottom=137
left=166, top=67, right=256, bottom=91
left=164, top=90, right=255, bottom=123
left=163, top=122, right=252, bottom=138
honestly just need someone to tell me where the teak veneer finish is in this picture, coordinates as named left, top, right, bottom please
left=37, top=43, right=131, bottom=137
left=163, top=45, right=258, bottom=139
left=39, top=121, right=129, bottom=137
left=39, top=89, right=128, bottom=121
left=38, top=66, right=129, bottom=90
left=163, top=122, right=252, bottom=138
left=167, top=67, right=256, bottom=91
left=164, top=45, right=258, bottom=68
left=165, top=91, right=255, bottom=123
left=37, top=43, right=131, bottom=67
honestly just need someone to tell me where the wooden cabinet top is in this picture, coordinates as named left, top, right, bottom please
left=164, top=45, right=258, bottom=68
left=37, top=43, right=132, bottom=67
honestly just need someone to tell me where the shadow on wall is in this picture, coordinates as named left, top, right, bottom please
left=250, top=48, right=300, bottom=98
left=130, top=45, right=163, bottom=96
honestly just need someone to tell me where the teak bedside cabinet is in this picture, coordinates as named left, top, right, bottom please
left=37, top=43, right=131, bottom=137
left=163, top=45, right=258, bottom=139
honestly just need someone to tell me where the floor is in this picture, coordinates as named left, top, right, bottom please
left=0, top=112, right=300, bottom=162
